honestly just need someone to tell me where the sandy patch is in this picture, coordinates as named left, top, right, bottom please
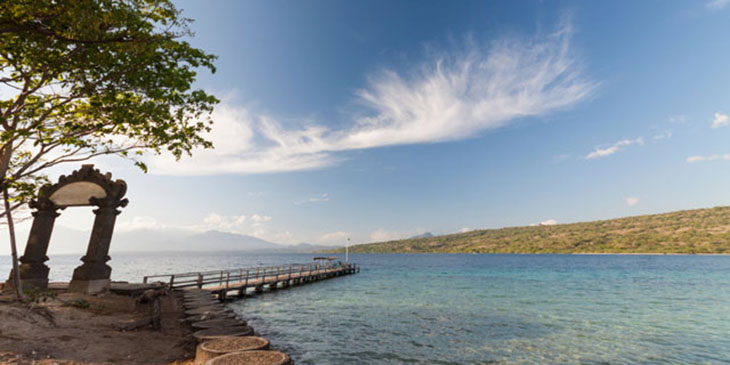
left=0, top=291, right=194, bottom=364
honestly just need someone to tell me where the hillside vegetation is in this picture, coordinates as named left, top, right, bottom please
left=335, top=206, right=730, bottom=254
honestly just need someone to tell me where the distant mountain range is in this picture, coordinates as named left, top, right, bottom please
left=182, top=230, right=279, bottom=251
left=39, top=226, right=330, bottom=254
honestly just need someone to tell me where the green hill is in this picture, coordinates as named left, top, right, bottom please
left=332, top=206, right=730, bottom=254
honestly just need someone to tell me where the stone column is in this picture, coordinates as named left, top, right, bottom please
left=68, top=198, right=125, bottom=294
left=4, top=203, right=59, bottom=292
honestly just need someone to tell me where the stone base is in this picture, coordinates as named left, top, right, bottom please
left=68, top=278, right=110, bottom=294
left=3, top=277, right=48, bottom=293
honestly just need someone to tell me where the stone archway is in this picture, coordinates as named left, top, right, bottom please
left=5, top=164, right=128, bottom=294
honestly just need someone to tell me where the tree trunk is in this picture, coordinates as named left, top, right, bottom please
left=3, top=188, right=24, bottom=300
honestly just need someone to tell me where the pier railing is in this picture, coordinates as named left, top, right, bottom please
left=142, top=261, right=359, bottom=290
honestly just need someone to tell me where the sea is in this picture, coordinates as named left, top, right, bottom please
left=2, top=252, right=729, bottom=364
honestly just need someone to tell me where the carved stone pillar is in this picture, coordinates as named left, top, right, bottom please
left=68, top=197, right=127, bottom=294
left=3, top=165, right=127, bottom=295
left=4, top=201, right=59, bottom=292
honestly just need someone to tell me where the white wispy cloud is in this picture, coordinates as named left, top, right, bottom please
left=583, top=137, right=644, bottom=159
left=686, top=155, right=706, bottom=163
left=203, top=213, right=248, bottom=231
left=711, top=112, right=729, bottom=128
left=318, top=231, right=350, bottom=245
left=145, top=102, right=338, bottom=175
left=346, top=22, right=594, bottom=149
left=625, top=197, right=639, bottom=207
left=686, top=154, right=730, bottom=163
left=707, top=0, right=730, bottom=10
left=295, top=193, right=330, bottom=206
left=249, top=214, right=272, bottom=224
left=116, top=212, right=273, bottom=236
left=145, top=21, right=594, bottom=175
left=199, top=212, right=277, bottom=241
left=115, top=216, right=192, bottom=232
left=552, top=154, right=571, bottom=162
left=668, top=115, right=687, bottom=124
left=652, top=130, right=672, bottom=141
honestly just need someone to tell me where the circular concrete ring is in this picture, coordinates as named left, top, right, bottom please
left=205, top=350, right=291, bottom=365
left=195, top=336, right=270, bottom=364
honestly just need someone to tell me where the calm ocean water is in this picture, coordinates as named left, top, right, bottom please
left=2, top=252, right=729, bottom=364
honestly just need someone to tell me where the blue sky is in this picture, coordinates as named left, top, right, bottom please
left=5, top=0, right=730, bottom=251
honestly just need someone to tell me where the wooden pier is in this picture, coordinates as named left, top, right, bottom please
left=143, top=261, right=359, bottom=300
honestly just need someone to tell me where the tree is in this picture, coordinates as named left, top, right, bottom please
left=0, top=0, right=218, bottom=299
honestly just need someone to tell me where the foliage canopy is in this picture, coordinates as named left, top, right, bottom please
left=0, top=0, right=218, bottom=211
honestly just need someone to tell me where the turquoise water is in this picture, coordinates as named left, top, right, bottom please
left=2, top=253, right=729, bottom=364
left=230, top=254, right=730, bottom=364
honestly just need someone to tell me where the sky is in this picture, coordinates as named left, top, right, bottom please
left=4, top=0, right=730, bottom=253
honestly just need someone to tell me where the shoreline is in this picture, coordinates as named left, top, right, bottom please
left=0, top=261, right=357, bottom=363
left=335, top=251, right=730, bottom=255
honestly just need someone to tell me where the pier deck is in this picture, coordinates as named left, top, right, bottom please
left=143, top=262, right=359, bottom=300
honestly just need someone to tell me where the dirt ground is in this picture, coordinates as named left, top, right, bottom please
left=0, top=290, right=195, bottom=364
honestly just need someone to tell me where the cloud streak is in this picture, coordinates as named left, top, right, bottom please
left=712, top=112, right=729, bottom=128
left=707, top=0, right=730, bottom=10
left=146, top=21, right=595, bottom=175
left=652, top=130, right=672, bottom=141
left=583, top=137, right=644, bottom=159
left=668, top=115, right=687, bottom=124
left=295, top=193, right=330, bottom=206
left=686, top=154, right=730, bottom=163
